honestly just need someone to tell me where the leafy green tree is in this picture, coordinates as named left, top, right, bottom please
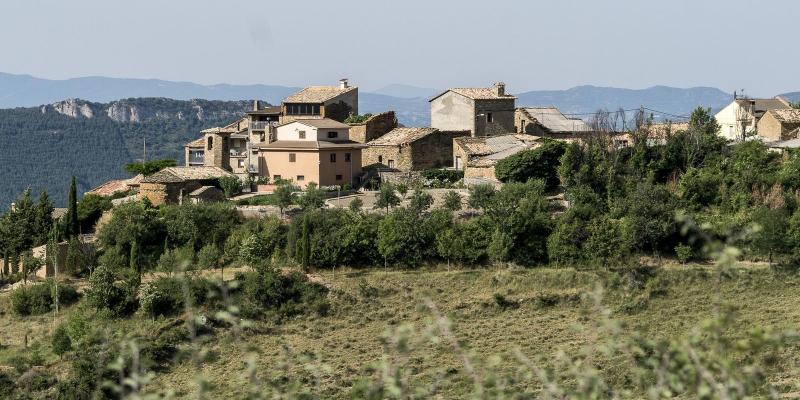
left=585, top=217, right=631, bottom=265
left=296, top=213, right=312, bottom=269
left=617, top=181, right=678, bottom=252
left=750, top=207, right=788, bottom=265
left=274, top=181, right=298, bottom=217
left=374, top=183, right=400, bottom=213
left=485, top=181, right=552, bottom=265
left=124, top=159, right=177, bottom=176
left=51, top=324, right=72, bottom=359
left=76, top=194, right=112, bottom=233
left=467, top=184, right=496, bottom=210
left=675, top=243, right=693, bottom=265
left=67, top=176, right=79, bottom=237
left=218, top=176, right=242, bottom=198
left=34, top=191, right=54, bottom=245
left=408, top=190, right=433, bottom=214
left=547, top=210, right=589, bottom=265
left=495, top=140, right=567, bottom=189
left=300, top=182, right=326, bottom=210
left=377, top=208, right=428, bottom=267
left=65, top=237, right=89, bottom=277
left=442, top=191, right=462, bottom=211
left=239, top=234, right=270, bottom=268
left=396, top=183, right=408, bottom=199
left=348, top=196, right=364, bottom=212
left=197, top=244, right=222, bottom=270
left=436, top=217, right=491, bottom=267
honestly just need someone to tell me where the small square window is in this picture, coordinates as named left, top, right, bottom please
left=388, top=160, right=395, bottom=169
left=289, top=153, right=296, bottom=162
left=296, top=175, right=305, bottom=181
left=330, top=153, right=336, bottom=162
left=345, top=153, right=351, bottom=162
left=336, top=174, right=343, bottom=181
left=378, top=155, right=383, bottom=163
left=298, top=130, right=306, bottom=139
left=238, top=159, right=245, bottom=168
left=327, top=131, right=338, bottom=139
left=486, top=112, right=493, bottom=123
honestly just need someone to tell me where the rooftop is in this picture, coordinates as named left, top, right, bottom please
left=284, top=86, right=357, bottom=103
left=518, top=107, right=590, bottom=133
left=245, top=106, right=282, bottom=115
left=367, top=127, right=438, bottom=146
left=86, top=174, right=143, bottom=197
left=185, top=137, right=205, bottom=147
left=279, top=118, right=351, bottom=130
left=430, top=86, right=516, bottom=102
left=455, top=134, right=541, bottom=167
left=189, top=186, right=222, bottom=197
left=768, top=108, right=800, bottom=123
left=255, top=140, right=365, bottom=150
left=201, top=116, right=249, bottom=134
left=141, top=166, right=234, bottom=184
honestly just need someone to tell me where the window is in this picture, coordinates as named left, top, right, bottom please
left=289, top=153, right=296, bottom=162
left=345, top=153, right=351, bottom=162
left=330, top=153, right=336, bottom=162
left=238, top=159, right=245, bottom=168
left=378, top=155, right=383, bottom=163
left=335, top=174, right=343, bottom=181
left=486, top=112, right=493, bottom=123
left=299, top=130, right=306, bottom=139
left=455, top=156, right=462, bottom=170
left=388, top=160, right=395, bottom=169
left=207, top=136, right=213, bottom=150
left=296, top=175, right=305, bottom=182
left=273, top=175, right=281, bottom=181
left=327, top=131, right=338, bottom=139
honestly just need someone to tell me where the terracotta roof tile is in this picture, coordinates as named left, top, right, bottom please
left=141, top=166, right=234, bottom=184
left=367, top=127, right=438, bottom=146
left=284, top=86, right=357, bottom=103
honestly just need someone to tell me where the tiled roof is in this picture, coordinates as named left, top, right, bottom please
left=286, top=118, right=351, bottom=129
left=284, top=86, right=357, bottom=103
left=518, top=107, right=590, bottom=133
left=367, top=127, right=438, bottom=146
left=185, top=137, right=205, bottom=147
left=246, top=106, right=282, bottom=115
left=141, top=166, right=234, bottom=184
left=86, top=174, right=143, bottom=196
left=201, top=116, right=249, bottom=134
left=455, top=134, right=541, bottom=167
left=255, top=140, right=365, bottom=150
left=431, top=87, right=516, bottom=101
left=769, top=109, right=800, bottom=123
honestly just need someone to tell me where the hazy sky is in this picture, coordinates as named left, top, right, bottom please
left=1, top=0, right=797, bottom=95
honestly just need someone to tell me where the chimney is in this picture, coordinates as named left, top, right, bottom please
left=253, top=100, right=260, bottom=111
left=339, top=78, right=349, bottom=89
left=494, top=82, right=506, bottom=96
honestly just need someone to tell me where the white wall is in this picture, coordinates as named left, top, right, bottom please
left=431, top=91, right=475, bottom=133
left=275, top=121, right=350, bottom=141
left=714, top=101, right=755, bottom=141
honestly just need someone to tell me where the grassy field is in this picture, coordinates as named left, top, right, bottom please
left=2, top=263, right=800, bottom=398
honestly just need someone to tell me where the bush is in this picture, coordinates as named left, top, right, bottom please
left=52, top=324, right=72, bottom=358
left=140, top=276, right=221, bottom=319
left=239, top=268, right=329, bottom=319
left=85, top=265, right=138, bottom=317
left=218, top=176, right=242, bottom=197
left=494, top=139, right=567, bottom=189
left=675, top=243, right=693, bottom=264
left=11, top=281, right=79, bottom=316
left=421, top=169, right=463, bottom=183
left=197, top=244, right=222, bottom=270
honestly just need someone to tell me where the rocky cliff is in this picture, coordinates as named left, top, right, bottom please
left=41, top=98, right=256, bottom=123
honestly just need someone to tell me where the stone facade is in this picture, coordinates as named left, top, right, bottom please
left=474, top=99, right=516, bottom=136
left=139, top=181, right=203, bottom=206
left=348, top=111, right=398, bottom=143
left=204, top=133, right=230, bottom=170
left=430, top=84, right=516, bottom=137
left=363, top=130, right=469, bottom=172
left=757, top=109, right=800, bottom=142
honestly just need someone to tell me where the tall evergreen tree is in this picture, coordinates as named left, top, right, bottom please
left=67, top=176, right=79, bottom=237
left=35, top=191, right=54, bottom=245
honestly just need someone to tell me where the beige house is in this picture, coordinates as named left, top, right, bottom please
left=138, top=166, right=235, bottom=206
left=453, top=134, right=541, bottom=183
left=714, top=97, right=791, bottom=141
left=281, top=79, right=358, bottom=124
left=756, top=108, right=800, bottom=142
left=430, top=82, right=516, bottom=137
left=362, top=127, right=469, bottom=171
left=255, top=118, right=364, bottom=188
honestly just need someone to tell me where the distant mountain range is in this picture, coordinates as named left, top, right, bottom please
left=2, top=72, right=779, bottom=126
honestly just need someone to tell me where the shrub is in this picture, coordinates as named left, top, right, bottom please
left=197, top=244, right=222, bottom=270
left=675, top=243, right=693, bottom=264
left=140, top=279, right=184, bottom=318
left=494, top=139, right=567, bottom=189
left=52, top=324, right=72, bottom=358
left=421, top=169, right=463, bottom=183
left=348, top=197, right=364, bottom=212
left=442, top=191, right=462, bottom=211
left=239, top=268, right=329, bottom=319
left=85, top=265, right=138, bottom=317
left=11, top=281, right=79, bottom=316
left=218, top=176, right=242, bottom=197
left=493, top=293, right=519, bottom=310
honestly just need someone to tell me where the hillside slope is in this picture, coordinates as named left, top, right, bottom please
left=0, top=98, right=256, bottom=207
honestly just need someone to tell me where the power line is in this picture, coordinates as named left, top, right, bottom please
left=560, top=107, right=690, bottom=120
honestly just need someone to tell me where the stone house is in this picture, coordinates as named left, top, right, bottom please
left=515, top=107, right=590, bottom=137
left=255, top=118, right=364, bottom=188
left=714, top=96, right=791, bottom=141
left=347, top=111, right=398, bottom=143
left=281, top=79, right=358, bottom=124
left=188, top=186, right=226, bottom=204
left=430, top=82, right=516, bottom=137
left=138, top=166, right=235, bottom=206
left=756, top=108, right=800, bottom=142
left=453, top=134, right=540, bottom=183
left=362, top=127, right=469, bottom=171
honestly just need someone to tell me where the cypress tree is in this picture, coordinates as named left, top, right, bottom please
left=2, top=251, right=7, bottom=277
left=67, top=176, right=79, bottom=238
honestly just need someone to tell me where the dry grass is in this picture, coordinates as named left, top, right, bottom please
left=2, top=263, right=800, bottom=398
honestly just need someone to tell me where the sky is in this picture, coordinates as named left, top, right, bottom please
left=1, top=0, right=798, bottom=96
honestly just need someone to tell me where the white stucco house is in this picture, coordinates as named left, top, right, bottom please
left=714, top=96, right=791, bottom=141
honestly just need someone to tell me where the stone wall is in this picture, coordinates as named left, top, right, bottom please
left=464, top=164, right=497, bottom=180
left=139, top=181, right=201, bottom=206
left=431, top=91, right=475, bottom=133
left=204, top=133, right=230, bottom=170
left=757, top=112, right=800, bottom=142
left=362, top=145, right=408, bottom=170
left=515, top=109, right=550, bottom=135
left=349, top=111, right=398, bottom=143
left=474, top=99, right=516, bottom=136
left=410, top=130, right=470, bottom=169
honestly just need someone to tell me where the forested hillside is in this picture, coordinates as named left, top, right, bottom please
left=0, top=98, right=257, bottom=208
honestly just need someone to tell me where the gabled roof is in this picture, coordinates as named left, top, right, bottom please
left=518, top=107, right=590, bottom=133
left=767, top=108, right=800, bottom=124
left=430, top=87, right=516, bottom=102
left=185, top=137, right=205, bottom=147
left=455, top=134, right=541, bottom=167
left=367, top=127, right=438, bottom=146
left=86, top=174, right=143, bottom=197
left=284, top=86, right=357, bottom=103
left=734, top=97, right=791, bottom=119
left=141, top=166, right=234, bottom=184
left=246, top=106, right=282, bottom=115
left=201, top=116, right=249, bottom=134
left=189, top=186, right=223, bottom=196
left=278, top=118, right=351, bottom=129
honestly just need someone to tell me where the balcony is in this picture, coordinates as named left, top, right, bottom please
left=230, top=148, right=248, bottom=157
left=251, top=121, right=273, bottom=131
